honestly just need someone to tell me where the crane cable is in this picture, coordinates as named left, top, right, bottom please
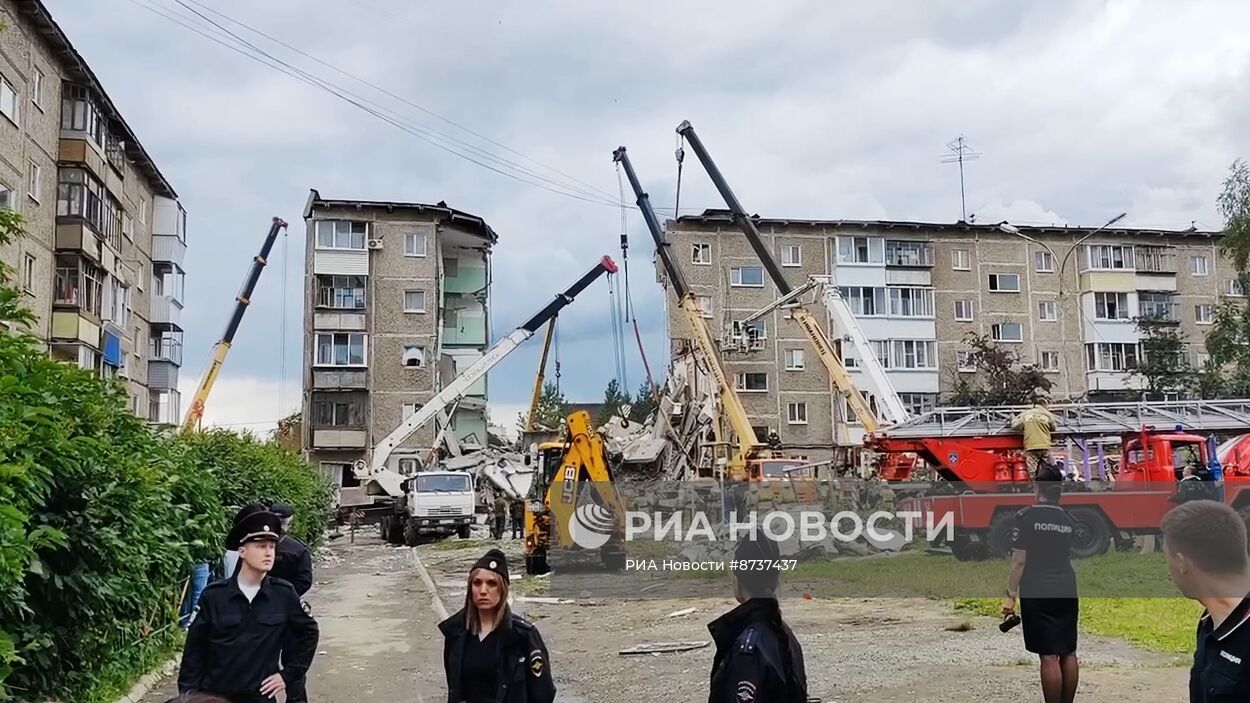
left=553, top=317, right=561, bottom=396
left=278, top=225, right=289, bottom=418
left=674, top=134, right=686, bottom=218
left=616, top=161, right=657, bottom=398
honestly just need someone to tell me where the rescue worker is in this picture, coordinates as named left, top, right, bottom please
left=1001, top=467, right=1079, bottom=703
left=178, top=510, right=319, bottom=703
left=707, top=536, right=808, bottom=703
left=1161, top=500, right=1250, bottom=702
left=268, top=502, right=313, bottom=703
left=1012, top=393, right=1057, bottom=479
left=1172, top=464, right=1209, bottom=505
left=438, top=548, right=557, bottom=703
left=492, top=494, right=508, bottom=540
left=510, top=498, right=525, bottom=540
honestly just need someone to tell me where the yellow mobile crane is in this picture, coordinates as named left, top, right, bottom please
left=613, top=147, right=793, bottom=482
left=675, top=121, right=908, bottom=434
left=181, top=217, right=287, bottom=433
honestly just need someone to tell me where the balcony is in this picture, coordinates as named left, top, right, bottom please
left=1136, top=247, right=1177, bottom=274
left=149, top=389, right=181, bottom=426
left=150, top=336, right=183, bottom=365
left=312, top=368, right=367, bottom=389
left=442, top=310, right=487, bottom=346
left=1138, top=296, right=1180, bottom=323
left=884, top=241, right=935, bottom=268
left=51, top=311, right=100, bottom=346
left=312, top=429, right=368, bottom=449
left=147, top=360, right=179, bottom=391
left=150, top=295, right=182, bottom=328
left=442, top=263, right=487, bottom=294
left=152, top=234, right=186, bottom=266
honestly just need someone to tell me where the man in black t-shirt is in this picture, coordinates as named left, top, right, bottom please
left=1002, top=468, right=1079, bottom=703
left=1162, top=500, right=1250, bottom=702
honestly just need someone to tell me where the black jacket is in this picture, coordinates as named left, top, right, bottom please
left=178, top=574, right=319, bottom=701
left=272, top=535, right=314, bottom=596
left=438, top=608, right=556, bottom=703
left=707, top=598, right=808, bottom=703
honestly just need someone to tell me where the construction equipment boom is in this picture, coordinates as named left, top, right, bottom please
left=182, top=217, right=287, bottom=433
left=524, top=320, right=558, bottom=433
left=613, top=146, right=765, bottom=479
left=675, top=121, right=907, bottom=429
left=360, top=255, right=619, bottom=497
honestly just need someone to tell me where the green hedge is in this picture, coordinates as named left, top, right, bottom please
left=0, top=216, right=332, bottom=701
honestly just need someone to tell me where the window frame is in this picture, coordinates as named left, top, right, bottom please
left=1040, top=350, right=1060, bottom=372
left=315, top=274, right=366, bottom=310
left=887, top=286, right=935, bottom=318
left=991, top=321, right=1024, bottom=343
left=314, top=332, right=368, bottom=367
left=403, top=288, right=427, bottom=313
left=0, top=75, right=18, bottom=124
left=988, top=272, right=1021, bottom=292
left=780, top=244, right=802, bottom=267
left=786, top=401, right=808, bottom=425
left=729, top=265, right=765, bottom=287
left=693, top=294, right=713, bottom=318
left=953, top=299, right=973, bottom=322
left=27, top=159, right=40, bottom=203
left=691, top=243, right=712, bottom=265
left=1038, top=300, right=1058, bottom=322
left=1191, top=255, right=1210, bottom=277
left=30, top=68, right=43, bottom=109
left=733, top=372, right=769, bottom=392
left=956, top=350, right=976, bottom=372
left=1195, top=303, right=1214, bottom=325
left=404, top=231, right=428, bottom=257
left=783, top=348, right=805, bottom=371
left=315, top=219, right=368, bottom=251
left=1034, top=250, right=1055, bottom=273
left=951, top=248, right=970, bottom=271
left=1094, top=291, right=1131, bottom=320
left=22, top=253, right=35, bottom=293
left=401, top=344, right=426, bottom=368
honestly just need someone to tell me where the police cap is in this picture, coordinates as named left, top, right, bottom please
left=269, top=502, right=294, bottom=519
left=236, top=510, right=283, bottom=545
left=225, top=501, right=268, bottom=550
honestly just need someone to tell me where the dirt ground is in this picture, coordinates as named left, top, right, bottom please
left=143, top=533, right=1189, bottom=703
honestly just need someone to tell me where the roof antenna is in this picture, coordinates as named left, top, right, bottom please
left=941, top=135, right=981, bottom=223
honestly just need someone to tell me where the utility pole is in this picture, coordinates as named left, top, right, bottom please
left=942, top=135, right=981, bottom=223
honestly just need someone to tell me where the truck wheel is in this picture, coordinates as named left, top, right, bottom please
left=458, top=525, right=471, bottom=539
left=949, top=531, right=987, bottom=561
left=379, top=516, right=391, bottom=541
left=404, top=521, right=420, bottom=547
left=987, top=511, right=1017, bottom=559
left=1068, top=507, right=1111, bottom=559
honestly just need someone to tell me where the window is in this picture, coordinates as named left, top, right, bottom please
left=988, top=273, right=1020, bottom=292
left=22, top=254, right=34, bottom=292
left=138, top=197, right=146, bottom=225
left=1137, top=246, right=1175, bottom=273
left=891, top=340, right=937, bottom=369
left=316, top=275, right=365, bottom=309
left=898, top=393, right=937, bottom=416
left=1040, top=351, right=1060, bottom=372
left=1191, top=255, right=1210, bottom=276
left=404, top=289, right=427, bottom=313
left=1085, top=342, right=1140, bottom=372
left=443, top=257, right=459, bottom=277
left=991, top=322, right=1023, bottom=342
left=694, top=295, right=713, bottom=317
left=401, top=402, right=420, bottom=420
left=729, top=266, right=764, bottom=287
left=58, top=169, right=123, bottom=247
left=1138, top=292, right=1177, bottom=321
left=402, top=344, right=426, bottom=368
left=839, top=286, right=886, bottom=316
left=315, top=220, right=367, bottom=250
left=887, top=287, right=934, bottom=317
left=31, top=68, right=43, bottom=108
left=1085, top=244, right=1135, bottom=270
left=61, top=85, right=103, bottom=145
left=786, top=402, right=808, bottom=425
left=1196, top=304, right=1214, bottom=324
left=1034, top=250, right=1054, bottom=272
left=953, top=299, right=973, bottom=322
left=784, top=348, right=805, bottom=370
left=838, top=236, right=884, bottom=264
left=1038, top=300, right=1057, bottom=322
left=53, top=254, right=102, bottom=314
left=1223, top=279, right=1245, bottom=297
left=312, top=397, right=364, bottom=427
left=27, top=159, right=40, bottom=202
left=781, top=245, right=801, bottom=267
left=951, top=248, right=970, bottom=270
left=0, top=183, right=12, bottom=210
left=957, top=351, right=976, bottom=372
left=734, top=372, right=768, bottom=391
left=691, top=243, right=711, bottom=264
left=0, top=76, right=17, bottom=123
left=314, top=332, right=367, bottom=366
left=1094, top=292, right=1130, bottom=320
left=404, top=231, right=427, bottom=257
left=730, top=319, right=767, bottom=349
left=885, top=240, right=934, bottom=267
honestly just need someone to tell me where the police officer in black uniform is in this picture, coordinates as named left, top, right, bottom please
left=439, top=548, right=556, bottom=703
left=707, top=535, right=808, bottom=703
left=1001, top=466, right=1079, bottom=703
left=178, top=510, right=320, bottom=703
left=1161, top=500, right=1250, bottom=702
left=268, top=502, right=313, bottom=702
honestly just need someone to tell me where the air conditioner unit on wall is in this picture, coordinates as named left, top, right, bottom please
left=367, top=238, right=383, bottom=250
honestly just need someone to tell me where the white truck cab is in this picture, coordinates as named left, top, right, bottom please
left=403, top=470, right=475, bottom=541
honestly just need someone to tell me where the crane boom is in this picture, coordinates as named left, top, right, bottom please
left=362, top=256, right=618, bottom=497
left=181, top=217, right=287, bottom=433
left=676, top=120, right=895, bottom=431
left=524, top=319, right=558, bottom=433
left=613, top=146, right=764, bottom=476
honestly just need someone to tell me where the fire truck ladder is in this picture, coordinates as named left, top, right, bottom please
left=744, top=276, right=909, bottom=425
left=876, top=399, right=1250, bottom=439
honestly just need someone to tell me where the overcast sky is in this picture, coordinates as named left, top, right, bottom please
left=45, top=0, right=1250, bottom=436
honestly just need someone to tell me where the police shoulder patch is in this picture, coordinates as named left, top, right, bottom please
left=735, top=680, right=757, bottom=702
left=529, top=648, right=544, bottom=678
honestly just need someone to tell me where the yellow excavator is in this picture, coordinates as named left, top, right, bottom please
left=523, top=410, right=626, bottom=575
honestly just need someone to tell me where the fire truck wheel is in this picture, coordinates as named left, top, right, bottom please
left=950, top=531, right=988, bottom=561
left=987, top=511, right=1017, bottom=559
left=457, top=525, right=472, bottom=539
left=403, top=520, right=420, bottom=547
left=1068, top=507, right=1111, bottom=559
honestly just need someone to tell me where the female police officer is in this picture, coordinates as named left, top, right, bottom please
left=438, top=548, right=556, bottom=703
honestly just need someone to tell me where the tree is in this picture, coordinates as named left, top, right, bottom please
left=517, top=381, right=567, bottom=434
left=1203, top=158, right=1250, bottom=396
left=596, top=379, right=632, bottom=425
left=1217, top=159, right=1250, bottom=272
left=1134, top=317, right=1193, bottom=398
left=946, top=333, right=1051, bottom=406
left=628, top=379, right=659, bottom=423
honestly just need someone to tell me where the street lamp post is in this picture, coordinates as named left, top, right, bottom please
left=998, top=212, right=1128, bottom=399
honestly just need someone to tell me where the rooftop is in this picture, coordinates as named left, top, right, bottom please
left=303, top=189, right=498, bottom=244
left=16, top=0, right=176, bottom=198
left=674, top=208, right=1221, bottom=239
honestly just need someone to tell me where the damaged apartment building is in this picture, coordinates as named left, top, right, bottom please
left=662, top=210, right=1229, bottom=464
left=300, top=190, right=495, bottom=492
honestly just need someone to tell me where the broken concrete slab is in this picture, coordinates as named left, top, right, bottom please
left=618, top=641, right=710, bottom=656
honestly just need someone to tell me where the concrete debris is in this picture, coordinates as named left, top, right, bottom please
left=863, top=527, right=907, bottom=552
left=619, top=641, right=711, bottom=656
left=665, top=607, right=698, bottom=618
left=517, top=597, right=577, bottom=605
